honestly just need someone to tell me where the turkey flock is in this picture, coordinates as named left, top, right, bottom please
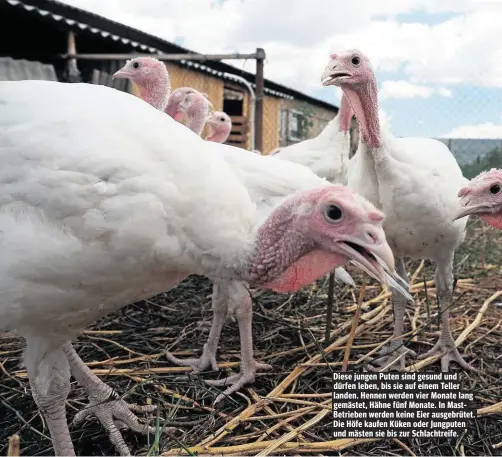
left=0, top=49, right=499, bottom=456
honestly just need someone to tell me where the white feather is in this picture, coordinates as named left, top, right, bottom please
left=0, top=81, right=259, bottom=339
left=272, top=114, right=351, bottom=184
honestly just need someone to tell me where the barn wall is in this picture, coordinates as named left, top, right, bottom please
left=278, top=98, right=338, bottom=147
left=165, top=63, right=225, bottom=110
left=262, top=95, right=281, bottom=154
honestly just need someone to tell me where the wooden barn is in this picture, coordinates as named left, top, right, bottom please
left=0, top=0, right=340, bottom=154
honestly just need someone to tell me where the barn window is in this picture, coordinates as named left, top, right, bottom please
left=279, top=109, right=289, bottom=142
left=287, top=109, right=309, bottom=142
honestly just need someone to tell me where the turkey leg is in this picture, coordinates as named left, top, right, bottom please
left=63, top=342, right=176, bottom=456
left=205, top=280, right=272, bottom=404
left=25, top=342, right=75, bottom=456
left=417, top=255, right=475, bottom=371
left=369, top=258, right=416, bottom=371
left=164, top=281, right=227, bottom=372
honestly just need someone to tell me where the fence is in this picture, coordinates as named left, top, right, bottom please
left=3, top=50, right=501, bottom=172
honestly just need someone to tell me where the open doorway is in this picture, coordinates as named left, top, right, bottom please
left=223, top=85, right=248, bottom=148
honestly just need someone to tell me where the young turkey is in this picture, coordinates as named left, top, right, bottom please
left=112, top=56, right=171, bottom=111
left=174, top=90, right=211, bottom=135
left=205, top=111, right=232, bottom=143
left=165, top=132, right=410, bottom=401
left=454, top=168, right=502, bottom=229
left=0, top=80, right=398, bottom=455
left=321, top=49, right=470, bottom=371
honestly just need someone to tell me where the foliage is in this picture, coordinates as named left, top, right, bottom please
left=461, top=146, right=502, bottom=179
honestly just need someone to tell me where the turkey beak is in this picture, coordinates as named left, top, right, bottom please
left=321, top=65, right=351, bottom=86
left=112, top=68, right=130, bottom=79
left=452, top=193, right=491, bottom=221
left=332, top=226, right=395, bottom=285
left=321, top=67, right=336, bottom=86
left=453, top=203, right=487, bottom=221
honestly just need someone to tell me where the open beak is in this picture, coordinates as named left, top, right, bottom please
left=321, top=66, right=352, bottom=87
left=112, top=69, right=131, bottom=79
left=334, top=237, right=413, bottom=300
left=333, top=236, right=395, bottom=285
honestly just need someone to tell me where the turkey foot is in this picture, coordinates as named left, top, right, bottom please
left=368, top=341, right=417, bottom=371
left=165, top=342, right=219, bottom=373
left=72, top=395, right=178, bottom=456
left=64, top=343, right=178, bottom=456
left=423, top=259, right=477, bottom=372
left=206, top=359, right=273, bottom=404
left=417, top=335, right=476, bottom=372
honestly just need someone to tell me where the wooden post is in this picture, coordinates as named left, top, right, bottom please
left=64, top=30, right=81, bottom=82
left=255, top=48, right=265, bottom=153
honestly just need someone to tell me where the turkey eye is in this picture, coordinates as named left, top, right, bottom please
left=324, top=204, right=343, bottom=222
left=490, top=183, right=501, bottom=194
left=132, top=61, right=140, bottom=69
left=220, top=117, right=225, bottom=122
left=351, top=56, right=360, bottom=65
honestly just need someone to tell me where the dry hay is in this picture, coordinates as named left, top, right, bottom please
left=1, top=218, right=501, bottom=456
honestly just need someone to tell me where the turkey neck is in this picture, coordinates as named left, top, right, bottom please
left=247, top=195, right=313, bottom=285
left=482, top=213, right=502, bottom=230
left=206, top=128, right=229, bottom=143
left=338, top=94, right=353, bottom=133
left=341, top=78, right=381, bottom=149
left=137, top=76, right=170, bottom=111
left=186, top=108, right=208, bottom=135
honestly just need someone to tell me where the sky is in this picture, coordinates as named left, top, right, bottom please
left=60, top=0, right=502, bottom=139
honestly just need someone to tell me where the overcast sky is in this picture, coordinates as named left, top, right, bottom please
left=61, top=0, right=502, bottom=139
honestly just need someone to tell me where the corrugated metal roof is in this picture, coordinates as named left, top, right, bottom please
left=0, top=56, right=58, bottom=81
left=6, top=0, right=159, bottom=53
left=5, top=0, right=335, bottom=108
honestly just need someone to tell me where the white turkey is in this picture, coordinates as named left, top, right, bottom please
left=0, top=80, right=399, bottom=455
left=321, top=49, right=470, bottom=371
left=205, top=110, right=232, bottom=143
left=165, top=125, right=411, bottom=401
left=114, top=55, right=356, bottom=393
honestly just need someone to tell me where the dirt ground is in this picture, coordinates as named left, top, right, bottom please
left=1, top=217, right=501, bottom=456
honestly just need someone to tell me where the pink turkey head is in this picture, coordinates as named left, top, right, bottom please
left=321, top=49, right=381, bottom=148
left=113, top=57, right=170, bottom=111
left=454, top=168, right=502, bottom=229
left=165, top=87, right=197, bottom=119
left=249, top=185, right=395, bottom=293
left=321, top=49, right=373, bottom=87
left=205, top=111, right=232, bottom=143
left=176, top=90, right=211, bottom=135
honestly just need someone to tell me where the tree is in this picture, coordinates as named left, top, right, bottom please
left=461, top=146, right=502, bottom=179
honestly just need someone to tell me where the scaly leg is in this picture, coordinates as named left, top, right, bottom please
left=165, top=282, right=227, bottom=372
left=25, top=339, right=75, bottom=456
left=417, top=254, right=476, bottom=371
left=369, top=258, right=416, bottom=371
left=63, top=343, right=177, bottom=456
left=205, top=281, right=272, bottom=404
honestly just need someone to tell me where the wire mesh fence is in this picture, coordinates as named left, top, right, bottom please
left=275, top=77, right=502, bottom=180
left=3, top=49, right=502, bottom=178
